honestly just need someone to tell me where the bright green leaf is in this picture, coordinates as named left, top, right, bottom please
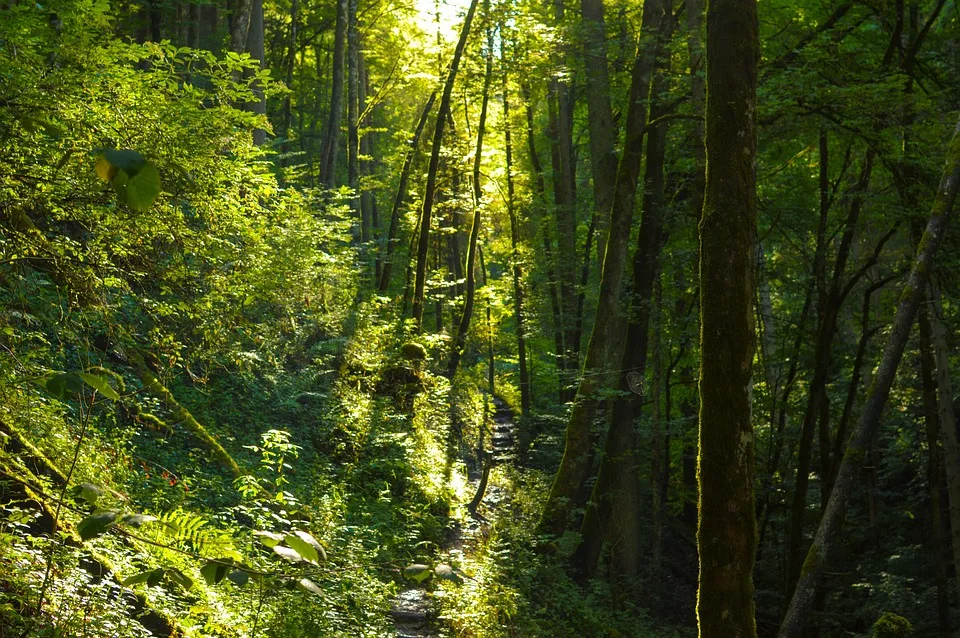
left=77, top=372, right=120, bottom=400
left=253, top=530, right=283, bottom=547
left=403, top=564, right=432, bottom=584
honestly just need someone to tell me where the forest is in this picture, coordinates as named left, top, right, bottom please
left=0, top=0, right=959, bottom=635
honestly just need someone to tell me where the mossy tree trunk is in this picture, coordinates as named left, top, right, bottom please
left=571, top=0, right=674, bottom=578
left=696, top=0, right=759, bottom=634
left=778, top=116, right=960, bottom=638
left=537, top=0, right=666, bottom=537
left=918, top=297, right=951, bottom=635
left=926, top=282, right=960, bottom=617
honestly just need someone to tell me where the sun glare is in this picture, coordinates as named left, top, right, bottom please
left=413, top=0, right=471, bottom=44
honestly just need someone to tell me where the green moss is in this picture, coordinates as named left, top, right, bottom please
left=799, top=542, right=820, bottom=580
left=871, top=612, right=913, bottom=637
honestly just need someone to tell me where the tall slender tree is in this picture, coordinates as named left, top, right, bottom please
left=779, top=115, right=960, bottom=638
left=696, top=0, right=759, bottom=635
left=410, top=0, right=481, bottom=329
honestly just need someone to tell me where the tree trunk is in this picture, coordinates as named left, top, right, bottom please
left=580, top=0, right=617, bottom=268
left=548, top=0, right=579, bottom=399
left=696, top=0, right=759, bottom=635
left=245, top=0, right=266, bottom=146
left=378, top=91, right=436, bottom=292
left=502, top=41, right=530, bottom=415
left=347, top=0, right=363, bottom=241
left=927, top=282, right=960, bottom=613
left=410, top=0, right=481, bottom=329
left=522, top=85, right=567, bottom=398
left=448, top=13, right=493, bottom=379
left=787, top=149, right=875, bottom=594
left=229, top=0, right=252, bottom=54
left=281, top=0, right=299, bottom=150
left=650, top=263, right=664, bottom=575
left=537, top=0, right=667, bottom=537
left=918, top=298, right=951, bottom=636
left=571, top=0, right=674, bottom=579
left=778, top=115, right=960, bottom=638
left=319, top=0, right=347, bottom=187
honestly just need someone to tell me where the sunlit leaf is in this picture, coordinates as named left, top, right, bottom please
left=253, top=530, right=283, bottom=547
left=298, top=578, right=323, bottom=596
left=77, top=372, right=120, bottom=400
left=403, top=563, right=432, bottom=584
left=272, top=545, right=302, bottom=563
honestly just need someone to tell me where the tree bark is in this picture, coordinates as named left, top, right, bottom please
left=229, top=0, right=253, bottom=54
left=918, top=298, right=951, bottom=636
left=926, top=282, right=960, bottom=614
left=572, top=0, right=674, bottom=579
left=522, top=85, right=567, bottom=397
left=696, top=0, right=759, bottom=635
left=778, top=115, right=960, bottom=638
left=245, top=0, right=266, bottom=146
left=537, top=0, right=666, bottom=537
left=319, top=0, right=347, bottom=187
left=347, top=0, right=363, bottom=240
left=579, top=0, right=617, bottom=267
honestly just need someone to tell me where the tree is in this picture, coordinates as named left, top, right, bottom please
left=320, top=0, right=347, bottom=187
left=410, top=0, right=481, bottom=329
left=696, top=0, right=759, bottom=635
left=779, top=115, right=960, bottom=637
left=538, top=0, right=667, bottom=538
left=448, top=6, right=493, bottom=379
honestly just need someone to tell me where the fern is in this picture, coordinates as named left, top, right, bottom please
left=156, top=509, right=237, bottom=558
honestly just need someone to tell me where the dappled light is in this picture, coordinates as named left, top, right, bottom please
left=1, top=0, right=959, bottom=636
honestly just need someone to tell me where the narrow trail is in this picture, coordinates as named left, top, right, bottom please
left=389, top=398, right=516, bottom=637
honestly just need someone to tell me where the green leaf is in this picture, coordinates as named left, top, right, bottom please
left=253, top=530, right=283, bottom=547
left=200, top=561, right=229, bottom=586
left=146, top=568, right=165, bottom=587
left=297, top=578, right=323, bottom=596
left=103, top=149, right=146, bottom=175
left=166, top=567, right=193, bottom=590
left=284, top=531, right=324, bottom=564
left=122, top=163, right=161, bottom=212
left=434, top=564, right=463, bottom=584
left=403, top=564, right=432, bottom=584
left=43, top=372, right=84, bottom=399
left=226, top=570, right=249, bottom=586
left=272, top=545, right=302, bottom=563
left=95, top=155, right=117, bottom=181
left=77, top=509, right=119, bottom=540
left=70, top=483, right=103, bottom=506
left=121, top=570, right=154, bottom=586
left=77, top=372, right=120, bottom=400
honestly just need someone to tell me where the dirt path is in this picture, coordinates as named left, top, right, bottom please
left=389, top=398, right=515, bottom=637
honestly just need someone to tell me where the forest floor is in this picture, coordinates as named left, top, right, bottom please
left=390, top=398, right=516, bottom=637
